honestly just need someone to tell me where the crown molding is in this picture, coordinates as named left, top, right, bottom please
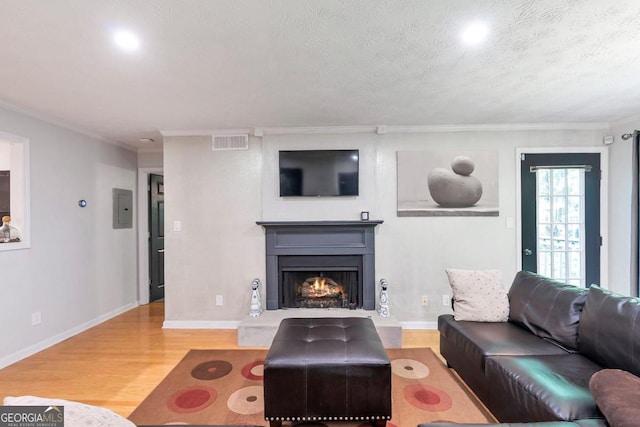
left=0, top=98, right=137, bottom=152
left=160, top=128, right=255, bottom=137
left=161, top=122, right=610, bottom=138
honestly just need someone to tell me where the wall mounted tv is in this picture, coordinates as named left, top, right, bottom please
left=279, top=149, right=359, bottom=197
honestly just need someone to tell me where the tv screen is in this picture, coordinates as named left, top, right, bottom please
left=279, top=150, right=359, bottom=197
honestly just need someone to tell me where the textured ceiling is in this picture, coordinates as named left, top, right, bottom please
left=0, top=0, right=638, bottom=149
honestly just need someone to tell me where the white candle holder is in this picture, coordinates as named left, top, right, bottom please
left=249, top=278, right=263, bottom=317
left=378, top=278, right=390, bottom=317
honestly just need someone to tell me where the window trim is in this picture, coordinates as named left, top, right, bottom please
left=0, top=131, right=31, bottom=251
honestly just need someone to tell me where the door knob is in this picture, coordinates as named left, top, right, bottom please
left=523, top=248, right=533, bottom=256
left=158, top=249, right=165, bottom=253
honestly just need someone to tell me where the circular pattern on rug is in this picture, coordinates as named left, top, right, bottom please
left=391, top=358, right=430, bottom=379
left=227, top=385, right=264, bottom=415
left=191, top=360, right=233, bottom=380
left=167, top=386, right=218, bottom=414
left=241, top=360, right=264, bottom=380
left=404, top=384, right=452, bottom=412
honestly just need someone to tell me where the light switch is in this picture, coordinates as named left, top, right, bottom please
left=173, top=221, right=182, bottom=232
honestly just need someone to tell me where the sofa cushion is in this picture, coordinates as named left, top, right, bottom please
left=485, top=354, right=604, bottom=423
left=3, top=395, right=135, bottom=427
left=508, top=271, right=588, bottom=350
left=578, top=286, right=640, bottom=376
left=438, top=314, right=569, bottom=403
left=445, top=269, right=509, bottom=322
left=589, top=369, right=640, bottom=427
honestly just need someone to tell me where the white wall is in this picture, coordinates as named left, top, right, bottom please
left=0, top=106, right=138, bottom=368
left=608, top=115, right=640, bottom=295
left=0, top=142, right=9, bottom=168
left=165, top=128, right=608, bottom=326
left=138, top=151, right=163, bottom=168
left=163, top=135, right=264, bottom=324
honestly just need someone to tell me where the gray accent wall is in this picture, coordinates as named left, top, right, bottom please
left=163, top=129, right=611, bottom=327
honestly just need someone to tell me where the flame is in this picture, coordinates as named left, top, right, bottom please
left=313, top=277, right=327, bottom=291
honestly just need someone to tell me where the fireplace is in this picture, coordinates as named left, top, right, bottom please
left=279, top=255, right=362, bottom=309
left=257, top=220, right=382, bottom=310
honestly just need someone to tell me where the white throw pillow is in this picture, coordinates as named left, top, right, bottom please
left=3, top=396, right=135, bottom=427
left=445, top=268, right=509, bottom=322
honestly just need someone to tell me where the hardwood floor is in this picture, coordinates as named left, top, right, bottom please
left=0, top=303, right=441, bottom=418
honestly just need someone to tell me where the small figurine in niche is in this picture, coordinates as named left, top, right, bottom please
left=0, top=216, right=21, bottom=243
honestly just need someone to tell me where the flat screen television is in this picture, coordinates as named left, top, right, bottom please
left=279, top=149, right=359, bottom=197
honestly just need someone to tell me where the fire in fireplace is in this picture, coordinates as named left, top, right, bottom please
left=281, top=269, right=359, bottom=309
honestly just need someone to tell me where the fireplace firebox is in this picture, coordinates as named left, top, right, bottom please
left=257, top=220, right=383, bottom=310
left=281, top=270, right=356, bottom=308
left=279, top=255, right=362, bottom=308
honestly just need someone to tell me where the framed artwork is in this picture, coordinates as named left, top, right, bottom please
left=397, top=150, right=499, bottom=217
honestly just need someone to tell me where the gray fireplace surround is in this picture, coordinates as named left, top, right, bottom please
left=257, top=220, right=383, bottom=310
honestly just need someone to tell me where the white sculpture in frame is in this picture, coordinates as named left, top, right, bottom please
left=397, top=150, right=499, bottom=217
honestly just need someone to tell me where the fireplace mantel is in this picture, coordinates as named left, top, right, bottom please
left=257, top=220, right=383, bottom=310
left=257, top=220, right=384, bottom=227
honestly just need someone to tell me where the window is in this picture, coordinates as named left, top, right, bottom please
left=0, top=131, right=30, bottom=251
left=536, top=167, right=586, bottom=286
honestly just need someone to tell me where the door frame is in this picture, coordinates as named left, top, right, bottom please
left=515, top=147, right=609, bottom=289
left=137, top=167, right=163, bottom=304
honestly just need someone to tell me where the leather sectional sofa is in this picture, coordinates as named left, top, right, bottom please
left=437, top=271, right=640, bottom=425
left=421, top=422, right=605, bottom=427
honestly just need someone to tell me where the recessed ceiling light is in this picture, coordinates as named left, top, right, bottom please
left=461, top=21, right=489, bottom=46
left=113, top=29, right=140, bottom=52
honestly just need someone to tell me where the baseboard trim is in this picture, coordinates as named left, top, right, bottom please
left=0, top=302, right=139, bottom=369
left=401, top=321, right=438, bottom=330
left=162, top=320, right=241, bottom=329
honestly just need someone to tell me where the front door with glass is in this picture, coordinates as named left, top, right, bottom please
left=520, top=153, right=601, bottom=287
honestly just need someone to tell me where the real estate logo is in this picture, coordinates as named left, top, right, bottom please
left=0, top=406, right=64, bottom=427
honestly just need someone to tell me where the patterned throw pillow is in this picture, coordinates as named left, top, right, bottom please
left=445, top=269, right=509, bottom=322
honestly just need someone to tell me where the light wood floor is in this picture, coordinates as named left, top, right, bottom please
left=0, top=303, right=441, bottom=418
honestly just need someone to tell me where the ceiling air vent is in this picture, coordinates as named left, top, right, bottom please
left=212, top=134, right=249, bottom=151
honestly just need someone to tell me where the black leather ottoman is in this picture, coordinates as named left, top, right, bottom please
left=264, top=317, right=391, bottom=427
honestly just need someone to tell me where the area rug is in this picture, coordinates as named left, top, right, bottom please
left=128, top=348, right=493, bottom=426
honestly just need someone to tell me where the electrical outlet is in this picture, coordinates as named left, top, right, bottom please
left=421, top=296, right=429, bottom=307
left=442, top=294, right=451, bottom=306
left=32, top=312, right=41, bottom=326
left=215, top=295, right=224, bottom=306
